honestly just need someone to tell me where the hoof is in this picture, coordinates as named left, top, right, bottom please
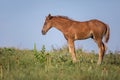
left=97, top=60, right=102, bottom=65
left=72, top=59, right=77, bottom=63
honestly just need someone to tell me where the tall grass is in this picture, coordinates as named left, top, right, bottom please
left=0, top=46, right=120, bottom=80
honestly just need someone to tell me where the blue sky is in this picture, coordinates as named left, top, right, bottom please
left=0, top=0, right=120, bottom=52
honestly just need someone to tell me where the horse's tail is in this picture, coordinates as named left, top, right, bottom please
left=104, top=24, right=110, bottom=43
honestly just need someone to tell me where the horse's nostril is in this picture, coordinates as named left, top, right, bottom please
left=42, top=30, right=46, bottom=35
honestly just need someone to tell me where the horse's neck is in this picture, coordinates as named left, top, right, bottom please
left=52, top=18, right=70, bottom=32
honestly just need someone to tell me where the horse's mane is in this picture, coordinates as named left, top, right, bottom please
left=54, top=15, right=74, bottom=21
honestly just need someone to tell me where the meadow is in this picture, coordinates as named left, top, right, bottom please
left=0, top=44, right=120, bottom=80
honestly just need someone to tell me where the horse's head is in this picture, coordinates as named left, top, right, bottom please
left=42, top=14, right=53, bottom=35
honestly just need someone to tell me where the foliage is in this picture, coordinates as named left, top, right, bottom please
left=34, top=43, right=46, bottom=64
left=0, top=46, right=120, bottom=80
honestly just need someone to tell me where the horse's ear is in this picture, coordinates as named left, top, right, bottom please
left=48, top=14, right=52, bottom=20
left=48, top=14, right=51, bottom=17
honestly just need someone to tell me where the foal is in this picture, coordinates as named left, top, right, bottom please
left=42, top=14, right=110, bottom=64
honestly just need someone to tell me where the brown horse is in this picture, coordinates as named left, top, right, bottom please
left=42, top=14, right=110, bottom=64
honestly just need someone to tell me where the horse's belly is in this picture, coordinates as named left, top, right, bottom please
left=75, top=32, right=91, bottom=40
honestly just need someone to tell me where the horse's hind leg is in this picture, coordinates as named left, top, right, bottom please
left=95, top=39, right=106, bottom=65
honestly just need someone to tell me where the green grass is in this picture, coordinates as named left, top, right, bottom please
left=0, top=46, right=120, bottom=80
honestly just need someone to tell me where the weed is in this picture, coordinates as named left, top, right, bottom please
left=0, top=46, right=120, bottom=80
left=34, top=43, right=46, bottom=65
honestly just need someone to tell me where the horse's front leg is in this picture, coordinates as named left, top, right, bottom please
left=67, top=39, right=77, bottom=63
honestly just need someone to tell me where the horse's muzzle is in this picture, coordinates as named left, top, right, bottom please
left=41, top=30, right=46, bottom=35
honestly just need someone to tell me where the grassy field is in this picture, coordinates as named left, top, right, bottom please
left=0, top=45, right=120, bottom=80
